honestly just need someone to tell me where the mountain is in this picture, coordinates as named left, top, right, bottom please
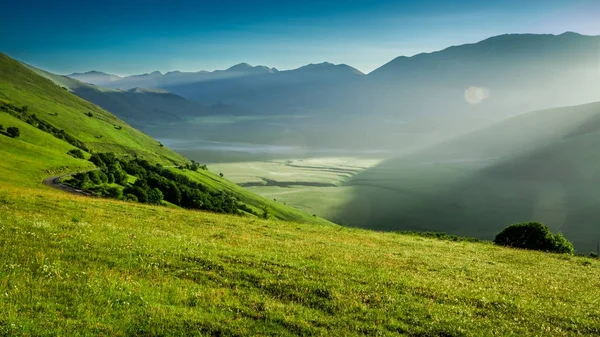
left=28, top=64, right=211, bottom=128
left=339, top=100, right=600, bottom=252
left=0, top=52, right=328, bottom=224
left=81, top=63, right=280, bottom=91
left=161, top=62, right=364, bottom=113
left=357, top=32, right=600, bottom=118
left=68, top=70, right=122, bottom=86
left=58, top=33, right=600, bottom=154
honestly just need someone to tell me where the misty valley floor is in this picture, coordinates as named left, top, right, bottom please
left=207, top=157, right=383, bottom=221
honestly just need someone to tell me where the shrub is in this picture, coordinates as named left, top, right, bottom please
left=104, top=186, right=123, bottom=199
left=147, top=188, right=164, bottom=205
left=261, top=206, right=271, bottom=219
left=124, top=194, right=138, bottom=202
left=67, top=149, right=85, bottom=159
left=494, top=222, right=574, bottom=254
left=7, top=127, right=20, bottom=138
left=0, top=125, right=3, bottom=132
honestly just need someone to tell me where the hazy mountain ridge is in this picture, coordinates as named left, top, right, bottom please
left=341, top=100, right=600, bottom=252
left=68, top=70, right=123, bottom=86
left=59, top=32, right=600, bottom=152
left=30, top=64, right=211, bottom=127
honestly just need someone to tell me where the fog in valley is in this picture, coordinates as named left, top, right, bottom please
left=55, top=32, right=600, bottom=251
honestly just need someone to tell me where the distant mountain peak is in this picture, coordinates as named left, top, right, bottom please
left=295, top=62, right=364, bottom=75
left=68, top=70, right=120, bottom=77
left=227, top=63, right=253, bottom=71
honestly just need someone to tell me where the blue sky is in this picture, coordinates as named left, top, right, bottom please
left=2, top=0, right=599, bottom=75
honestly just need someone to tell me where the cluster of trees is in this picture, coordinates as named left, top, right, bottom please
left=0, top=124, right=20, bottom=138
left=0, top=102, right=87, bottom=150
left=178, top=160, right=208, bottom=172
left=70, top=152, right=259, bottom=215
left=494, top=222, right=574, bottom=254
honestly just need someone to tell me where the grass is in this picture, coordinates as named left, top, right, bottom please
left=1, top=52, right=600, bottom=335
left=1, top=182, right=599, bottom=336
left=0, top=53, right=186, bottom=165
left=0, top=113, right=93, bottom=187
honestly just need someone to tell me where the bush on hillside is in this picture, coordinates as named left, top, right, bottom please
left=494, top=222, right=574, bottom=254
left=7, top=127, right=20, bottom=138
left=67, top=149, right=85, bottom=159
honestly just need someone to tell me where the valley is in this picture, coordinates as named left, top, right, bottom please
left=2, top=15, right=600, bottom=334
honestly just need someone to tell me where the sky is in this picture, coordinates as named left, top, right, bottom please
left=2, top=0, right=600, bottom=75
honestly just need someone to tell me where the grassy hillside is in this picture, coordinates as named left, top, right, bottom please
left=0, top=183, right=598, bottom=336
left=339, top=102, right=600, bottom=252
left=0, top=53, right=185, bottom=164
left=0, top=113, right=94, bottom=187
left=24, top=63, right=208, bottom=128
left=0, top=52, right=328, bottom=224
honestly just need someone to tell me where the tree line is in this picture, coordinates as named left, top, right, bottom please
left=69, top=152, right=259, bottom=216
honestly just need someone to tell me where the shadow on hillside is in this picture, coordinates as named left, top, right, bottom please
left=337, top=147, right=600, bottom=252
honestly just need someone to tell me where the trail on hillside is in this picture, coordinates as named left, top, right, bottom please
left=42, top=171, right=96, bottom=196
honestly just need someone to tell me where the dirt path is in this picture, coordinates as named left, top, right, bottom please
left=42, top=171, right=96, bottom=196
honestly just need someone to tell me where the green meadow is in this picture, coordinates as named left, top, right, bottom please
left=1, top=184, right=600, bottom=336
left=1, top=52, right=600, bottom=335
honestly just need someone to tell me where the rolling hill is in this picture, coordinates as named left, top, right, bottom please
left=339, top=101, right=600, bottom=252
left=26, top=64, right=211, bottom=128
left=1, top=52, right=599, bottom=335
left=68, top=70, right=123, bottom=86
left=0, top=52, right=329, bottom=225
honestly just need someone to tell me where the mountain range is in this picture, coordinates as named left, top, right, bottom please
left=62, top=32, right=600, bottom=153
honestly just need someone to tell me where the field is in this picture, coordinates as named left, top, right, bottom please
left=207, top=157, right=382, bottom=220
left=1, top=182, right=600, bottom=336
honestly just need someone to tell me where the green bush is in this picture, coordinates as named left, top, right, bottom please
left=7, top=127, right=20, bottom=138
left=124, top=194, right=138, bottom=202
left=494, top=222, right=574, bottom=254
left=67, top=149, right=85, bottom=159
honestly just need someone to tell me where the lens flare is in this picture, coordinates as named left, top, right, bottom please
left=464, top=86, right=491, bottom=105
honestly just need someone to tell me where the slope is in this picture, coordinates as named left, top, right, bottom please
left=339, top=101, right=600, bottom=252
left=0, top=52, right=328, bottom=225
left=0, top=182, right=598, bottom=335
left=25, top=63, right=208, bottom=127
left=0, top=53, right=186, bottom=164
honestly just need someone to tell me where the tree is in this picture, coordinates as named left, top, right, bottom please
left=123, top=186, right=148, bottom=203
left=104, top=186, right=123, bottom=199
left=6, top=127, right=20, bottom=138
left=0, top=125, right=3, bottom=132
left=260, top=205, right=271, bottom=219
left=147, top=188, right=164, bottom=205
left=67, top=149, right=85, bottom=159
left=219, top=173, right=224, bottom=178
left=494, top=222, right=574, bottom=254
